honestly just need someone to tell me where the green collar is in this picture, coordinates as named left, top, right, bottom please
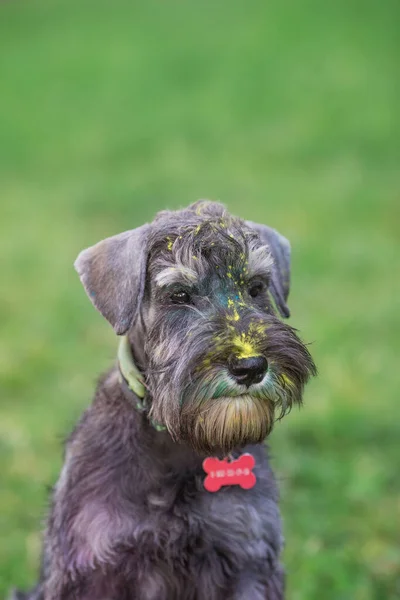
left=117, top=336, right=166, bottom=432
left=118, top=335, right=146, bottom=399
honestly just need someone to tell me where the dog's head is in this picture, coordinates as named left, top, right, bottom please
left=75, top=201, right=316, bottom=455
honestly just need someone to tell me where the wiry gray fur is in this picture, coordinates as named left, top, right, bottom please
left=11, top=201, right=316, bottom=600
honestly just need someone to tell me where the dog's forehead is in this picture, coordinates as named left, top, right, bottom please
left=149, top=211, right=273, bottom=288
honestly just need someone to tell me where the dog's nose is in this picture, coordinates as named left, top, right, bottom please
left=228, top=356, right=268, bottom=387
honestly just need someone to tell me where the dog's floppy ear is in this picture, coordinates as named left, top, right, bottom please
left=246, top=221, right=291, bottom=318
left=74, top=224, right=150, bottom=335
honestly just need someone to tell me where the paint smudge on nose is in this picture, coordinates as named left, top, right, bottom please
left=231, top=333, right=259, bottom=359
left=231, top=321, right=269, bottom=359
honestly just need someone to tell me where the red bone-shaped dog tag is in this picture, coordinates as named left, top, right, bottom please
left=202, top=454, right=256, bottom=492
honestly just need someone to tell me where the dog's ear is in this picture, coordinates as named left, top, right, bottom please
left=246, top=221, right=291, bottom=318
left=74, top=224, right=150, bottom=335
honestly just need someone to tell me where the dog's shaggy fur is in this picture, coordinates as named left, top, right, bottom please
left=11, top=201, right=316, bottom=600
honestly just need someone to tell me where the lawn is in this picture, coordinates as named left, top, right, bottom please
left=0, top=1, right=399, bottom=598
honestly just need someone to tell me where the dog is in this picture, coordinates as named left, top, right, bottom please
left=11, top=200, right=316, bottom=600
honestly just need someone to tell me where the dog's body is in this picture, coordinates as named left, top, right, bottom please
left=12, top=201, right=315, bottom=600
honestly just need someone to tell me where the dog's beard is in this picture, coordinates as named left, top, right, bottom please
left=181, top=392, right=274, bottom=456
left=148, top=369, right=273, bottom=455
left=177, top=365, right=297, bottom=455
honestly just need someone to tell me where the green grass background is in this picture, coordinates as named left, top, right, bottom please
left=0, top=1, right=399, bottom=598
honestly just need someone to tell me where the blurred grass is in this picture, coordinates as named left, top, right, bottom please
left=0, top=0, right=399, bottom=598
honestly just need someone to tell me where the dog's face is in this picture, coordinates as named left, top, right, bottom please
left=75, top=201, right=316, bottom=455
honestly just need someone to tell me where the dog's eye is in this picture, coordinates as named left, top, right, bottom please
left=248, top=281, right=265, bottom=298
left=170, top=290, right=191, bottom=305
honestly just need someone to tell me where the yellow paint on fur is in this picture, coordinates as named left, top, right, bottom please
left=227, top=310, right=240, bottom=322
left=281, top=374, right=294, bottom=388
left=231, top=334, right=259, bottom=359
left=226, top=298, right=240, bottom=322
left=230, top=322, right=269, bottom=359
left=201, top=357, right=212, bottom=368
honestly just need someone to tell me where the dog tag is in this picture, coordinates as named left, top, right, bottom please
left=203, top=453, right=256, bottom=492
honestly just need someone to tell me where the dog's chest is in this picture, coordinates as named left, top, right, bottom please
left=134, top=464, right=281, bottom=566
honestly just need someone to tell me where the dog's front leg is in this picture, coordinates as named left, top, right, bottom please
left=43, top=572, right=110, bottom=600
left=232, top=564, right=284, bottom=600
left=41, top=523, right=121, bottom=600
left=43, top=572, right=83, bottom=600
left=41, top=497, right=120, bottom=599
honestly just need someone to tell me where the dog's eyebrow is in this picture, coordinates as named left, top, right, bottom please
left=247, top=246, right=274, bottom=278
left=155, top=266, right=198, bottom=288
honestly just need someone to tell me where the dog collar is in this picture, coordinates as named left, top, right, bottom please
left=118, top=335, right=146, bottom=399
left=117, top=336, right=166, bottom=432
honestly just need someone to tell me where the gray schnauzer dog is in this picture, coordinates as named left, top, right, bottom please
left=11, top=200, right=316, bottom=600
